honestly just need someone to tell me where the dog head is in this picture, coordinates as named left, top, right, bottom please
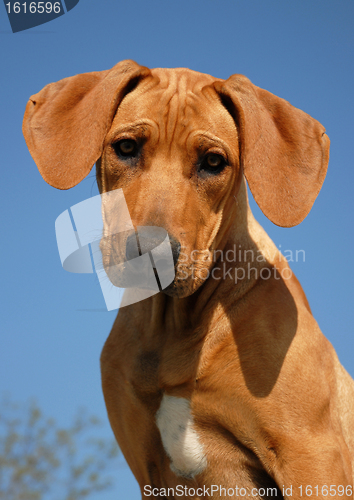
left=23, top=60, right=329, bottom=298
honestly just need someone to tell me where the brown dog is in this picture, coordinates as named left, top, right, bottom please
left=23, top=60, right=354, bottom=499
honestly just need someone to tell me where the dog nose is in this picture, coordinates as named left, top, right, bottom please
left=125, top=233, right=140, bottom=261
left=168, top=235, right=181, bottom=266
left=125, top=231, right=180, bottom=266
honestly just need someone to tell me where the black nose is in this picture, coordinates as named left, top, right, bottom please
left=125, top=231, right=180, bottom=266
left=168, top=235, right=181, bottom=267
left=125, top=233, right=140, bottom=261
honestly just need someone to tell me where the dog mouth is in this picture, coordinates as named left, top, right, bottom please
left=100, top=228, right=177, bottom=292
left=163, top=263, right=210, bottom=297
left=100, top=227, right=214, bottom=299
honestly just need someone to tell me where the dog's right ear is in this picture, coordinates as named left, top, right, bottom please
left=23, top=60, right=151, bottom=190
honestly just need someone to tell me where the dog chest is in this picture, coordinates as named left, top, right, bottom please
left=155, top=394, right=207, bottom=479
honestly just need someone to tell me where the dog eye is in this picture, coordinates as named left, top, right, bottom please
left=114, top=139, right=138, bottom=158
left=199, top=154, right=226, bottom=175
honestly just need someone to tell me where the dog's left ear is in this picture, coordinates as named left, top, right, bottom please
left=214, top=76, right=330, bottom=227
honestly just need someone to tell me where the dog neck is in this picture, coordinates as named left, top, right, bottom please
left=146, top=178, right=282, bottom=334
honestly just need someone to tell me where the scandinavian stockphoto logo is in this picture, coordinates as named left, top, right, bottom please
left=3, top=0, right=79, bottom=33
left=55, top=189, right=175, bottom=311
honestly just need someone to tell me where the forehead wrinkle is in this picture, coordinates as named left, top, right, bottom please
left=115, top=70, right=229, bottom=157
left=151, top=70, right=219, bottom=148
left=157, top=72, right=189, bottom=148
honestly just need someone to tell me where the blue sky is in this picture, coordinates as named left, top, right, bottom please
left=1, top=1, right=353, bottom=498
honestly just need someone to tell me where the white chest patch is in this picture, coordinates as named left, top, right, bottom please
left=155, top=395, right=207, bottom=479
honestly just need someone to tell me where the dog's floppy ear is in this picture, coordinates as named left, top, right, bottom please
left=23, top=60, right=151, bottom=190
left=214, top=76, right=330, bottom=227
